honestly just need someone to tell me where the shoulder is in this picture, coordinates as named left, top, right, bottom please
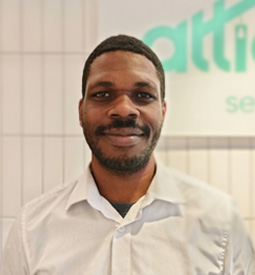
left=20, top=174, right=82, bottom=225
left=159, top=163, right=232, bottom=201
left=157, top=165, right=255, bottom=270
left=172, top=168, right=230, bottom=201
left=157, top=164, right=235, bottom=223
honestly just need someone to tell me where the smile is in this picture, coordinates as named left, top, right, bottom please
left=102, top=128, right=144, bottom=147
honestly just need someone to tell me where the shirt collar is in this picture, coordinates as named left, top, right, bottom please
left=65, top=166, right=93, bottom=211
left=65, top=161, right=187, bottom=212
left=145, top=161, right=187, bottom=204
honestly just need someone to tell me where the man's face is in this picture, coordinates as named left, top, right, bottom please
left=79, top=50, right=166, bottom=175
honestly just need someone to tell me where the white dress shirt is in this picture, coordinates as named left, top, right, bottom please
left=0, top=163, right=254, bottom=275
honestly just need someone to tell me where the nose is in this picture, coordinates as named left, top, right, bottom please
left=107, top=94, right=140, bottom=119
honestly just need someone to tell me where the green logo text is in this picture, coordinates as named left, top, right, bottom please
left=143, top=0, right=255, bottom=72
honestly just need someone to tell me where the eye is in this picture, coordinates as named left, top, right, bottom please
left=138, top=92, right=151, bottom=98
left=93, top=91, right=110, bottom=98
left=137, top=92, right=155, bottom=101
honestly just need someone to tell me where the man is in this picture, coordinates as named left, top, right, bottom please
left=0, top=35, right=254, bottom=274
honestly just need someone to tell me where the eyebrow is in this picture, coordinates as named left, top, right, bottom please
left=89, top=81, right=114, bottom=90
left=133, top=81, right=157, bottom=90
left=90, top=81, right=156, bottom=91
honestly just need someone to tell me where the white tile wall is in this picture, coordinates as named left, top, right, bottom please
left=64, top=137, right=85, bottom=182
left=63, top=55, right=85, bottom=135
left=23, top=56, right=43, bottom=135
left=63, top=0, right=84, bottom=52
left=83, top=0, right=99, bottom=53
left=23, top=0, right=42, bottom=52
left=2, top=138, right=22, bottom=216
left=2, top=56, right=22, bottom=134
left=156, top=137, right=188, bottom=173
left=187, top=138, right=209, bottom=182
left=0, top=0, right=254, bottom=260
left=208, top=138, right=229, bottom=193
left=23, top=138, right=43, bottom=204
left=43, top=55, right=64, bottom=135
left=43, top=0, right=63, bottom=52
left=43, top=138, right=64, bottom=192
left=230, top=138, right=251, bottom=217
left=1, top=0, right=21, bottom=52
left=167, top=138, right=188, bottom=173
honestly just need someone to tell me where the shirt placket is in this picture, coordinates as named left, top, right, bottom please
left=111, top=206, right=143, bottom=275
left=111, top=224, right=132, bottom=275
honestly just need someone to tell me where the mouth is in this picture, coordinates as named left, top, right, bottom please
left=102, top=128, right=145, bottom=147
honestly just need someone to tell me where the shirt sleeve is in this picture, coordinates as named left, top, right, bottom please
left=0, top=210, right=30, bottom=275
left=224, top=202, right=255, bottom=275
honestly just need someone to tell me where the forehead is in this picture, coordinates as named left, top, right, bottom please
left=87, top=51, right=159, bottom=85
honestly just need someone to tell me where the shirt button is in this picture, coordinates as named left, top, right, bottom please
left=118, top=227, right=126, bottom=233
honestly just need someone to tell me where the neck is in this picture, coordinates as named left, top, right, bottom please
left=90, top=155, right=156, bottom=203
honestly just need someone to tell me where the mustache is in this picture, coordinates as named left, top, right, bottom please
left=95, top=119, right=150, bottom=136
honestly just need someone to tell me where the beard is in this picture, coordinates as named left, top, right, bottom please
left=82, top=118, right=163, bottom=175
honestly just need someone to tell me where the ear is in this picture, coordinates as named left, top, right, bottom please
left=162, top=101, right=167, bottom=121
left=78, top=98, right=84, bottom=126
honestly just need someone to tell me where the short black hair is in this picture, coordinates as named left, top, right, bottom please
left=81, top=35, right=165, bottom=101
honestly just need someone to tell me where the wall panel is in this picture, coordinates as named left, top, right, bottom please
left=2, top=138, right=22, bottom=216
left=64, top=55, right=85, bottom=135
left=1, top=0, right=21, bottom=52
left=22, top=137, right=43, bottom=204
left=42, top=0, right=63, bottom=52
left=187, top=137, right=209, bottom=182
left=43, top=138, right=64, bottom=193
left=23, top=56, right=43, bottom=135
left=209, top=138, right=230, bottom=192
left=162, top=137, right=188, bottom=173
left=2, top=56, right=21, bottom=135
left=23, top=0, right=42, bottom=52
left=64, top=137, right=85, bottom=182
left=64, top=0, right=84, bottom=52
left=43, top=55, right=64, bottom=135
left=230, top=138, right=251, bottom=218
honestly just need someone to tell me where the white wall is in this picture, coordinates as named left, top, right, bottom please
left=0, top=0, right=254, bottom=257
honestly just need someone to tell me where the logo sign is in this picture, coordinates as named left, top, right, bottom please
left=98, top=0, right=255, bottom=136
